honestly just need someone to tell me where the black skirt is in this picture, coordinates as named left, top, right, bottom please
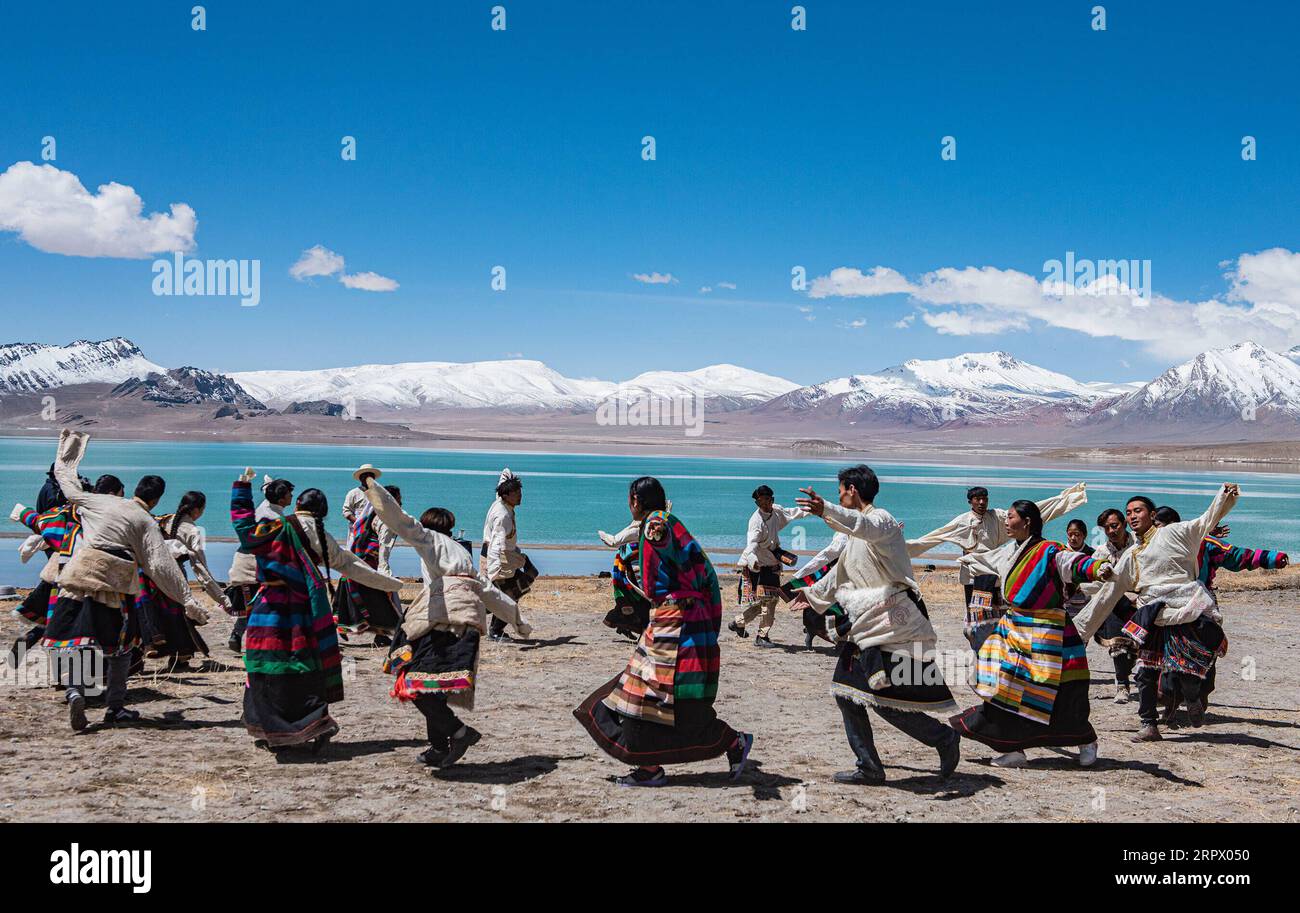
left=332, top=580, right=401, bottom=634
left=573, top=675, right=738, bottom=767
left=137, top=590, right=208, bottom=659
left=950, top=679, right=1097, bottom=750
left=243, top=671, right=339, bottom=747
left=831, top=642, right=958, bottom=714
left=42, top=594, right=137, bottom=656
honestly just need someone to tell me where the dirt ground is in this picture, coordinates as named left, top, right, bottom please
left=1, top=566, right=1296, bottom=823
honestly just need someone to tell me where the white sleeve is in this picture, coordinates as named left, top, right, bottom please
left=775, top=504, right=809, bottom=525
left=1035, top=482, right=1089, bottom=524
left=1172, top=485, right=1239, bottom=554
left=793, top=532, right=847, bottom=577
left=483, top=508, right=506, bottom=581
left=737, top=512, right=763, bottom=569
left=821, top=501, right=892, bottom=542
left=600, top=520, right=641, bottom=548
left=53, top=430, right=90, bottom=506
left=906, top=512, right=976, bottom=557
left=1072, top=551, right=1137, bottom=642
left=324, top=532, right=403, bottom=592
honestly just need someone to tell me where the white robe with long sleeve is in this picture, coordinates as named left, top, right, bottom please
left=481, top=497, right=525, bottom=582
left=1074, top=486, right=1238, bottom=641
left=802, top=502, right=938, bottom=655
left=792, top=531, right=848, bottom=578
left=905, top=483, right=1089, bottom=583
left=737, top=504, right=807, bottom=570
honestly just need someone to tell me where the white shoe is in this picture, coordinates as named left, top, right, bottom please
left=1078, top=742, right=1098, bottom=767
left=991, top=750, right=1028, bottom=768
left=1113, top=685, right=1130, bottom=704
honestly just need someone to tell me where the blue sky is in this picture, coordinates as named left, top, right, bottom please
left=1, top=1, right=1298, bottom=386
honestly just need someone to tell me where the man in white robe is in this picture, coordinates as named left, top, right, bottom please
left=1075, top=484, right=1238, bottom=741
left=729, top=485, right=806, bottom=647
left=481, top=468, right=531, bottom=642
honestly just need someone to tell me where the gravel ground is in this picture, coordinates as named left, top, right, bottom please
left=1, top=566, right=1296, bottom=822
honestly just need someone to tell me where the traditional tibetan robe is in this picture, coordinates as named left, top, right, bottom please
left=232, top=479, right=401, bottom=747
left=950, top=538, right=1107, bottom=750
left=133, top=516, right=226, bottom=660
left=604, top=536, right=651, bottom=639
left=801, top=501, right=957, bottom=714
left=43, top=431, right=198, bottom=657
left=575, top=511, right=741, bottom=766
left=361, top=482, right=528, bottom=710
left=1197, top=536, right=1286, bottom=589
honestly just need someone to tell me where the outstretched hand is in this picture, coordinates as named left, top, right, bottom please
left=1223, top=483, right=1240, bottom=498
left=239, top=467, right=257, bottom=483
left=795, top=486, right=825, bottom=516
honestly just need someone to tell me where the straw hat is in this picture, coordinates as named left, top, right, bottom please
left=352, top=463, right=383, bottom=482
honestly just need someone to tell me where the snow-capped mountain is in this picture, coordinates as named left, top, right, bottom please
left=759, top=352, right=1102, bottom=426
left=232, top=360, right=796, bottom=412
left=608, top=365, right=799, bottom=411
left=111, top=367, right=267, bottom=409
left=1287, top=345, right=1300, bottom=366
left=0, top=338, right=163, bottom=395
left=1090, top=342, right=1300, bottom=424
left=232, top=359, right=612, bottom=411
left=1083, top=380, right=1147, bottom=397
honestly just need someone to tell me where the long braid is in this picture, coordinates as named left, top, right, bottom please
left=313, top=514, right=335, bottom=601
left=170, top=491, right=206, bottom=538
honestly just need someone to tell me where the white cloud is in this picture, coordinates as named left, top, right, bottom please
left=808, top=266, right=913, bottom=299
left=505, top=351, right=523, bottom=358
left=0, top=161, right=196, bottom=258
left=717, top=281, right=737, bottom=290
left=632, top=271, right=677, bottom=284
left=699, top=286, right=713, bottom=293
left=340, top=271, right=399, bottom=292
left=292, top=244, right=397, bottom=292
left=835, top=318, right=868, bottom=330
left=290, top=244, right=345, bottom=279
left=893, top=314, right=916, bottom=329
left=808, top=250, right=1300, bottom=359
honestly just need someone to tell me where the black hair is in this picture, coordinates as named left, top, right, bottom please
left=1097, top=507, right=1124, bottom=526
left=134, top=474, right=166, bottom=505
left=1066, top=518, right=1088, bottom=534
left=94, top=474, right=124, bottom=496
left=1126, top=495, right=1156, bottom=513
left=384, top=485, right=401, bottom=504
left=419, top=507, right=456, bottom=535
left=1009, top=499, right=1044, bottom=539
left=966, top=486, right=989, bottom=501
left=751, top=485, right=774, bottom=500
left=169, top=491, right=207, bottom=538
left=838, top=464, right=880, bottom=504
left=628, top=476, right=667, bottom=513
left=1154, top=506, right=1182, bottom=525
left=264, top=479, right=294, bottom=504
left=496, top=477, right=522, bottom=498
left=295, top=488, right=334, bottom=600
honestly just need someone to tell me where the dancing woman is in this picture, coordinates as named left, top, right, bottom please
left=574, top=477, right=754, bottom=787
left=231, top=468, right=402, bottom=750
left=949, top=500, right=1112, bottom=768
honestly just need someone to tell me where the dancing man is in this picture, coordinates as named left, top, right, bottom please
left=791, top=466, right=962, bottom=784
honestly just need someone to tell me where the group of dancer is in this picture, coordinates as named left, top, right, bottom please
left=6, top=428, right=1287, bottom=787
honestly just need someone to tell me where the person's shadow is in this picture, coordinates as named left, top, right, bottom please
left=272, top=737, right=427, bottom=764
left=431, top=753, right=582, bottom=784
left=633, top=760, right=803, bottom=800
left=517, top=636, right=582, bottom=652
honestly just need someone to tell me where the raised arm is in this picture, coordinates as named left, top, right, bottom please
left=53, top=429, right=90, bottom=505
left=1215, top=542, right=1287, bottom=574
left=1173, top=483, right=1239, bottom=551
left=231, top=475, right=283, bottom=555
left=774, top=504, right=809, bottom=524
left=1052, top=547, right=1110, bottom=584
left=1035, top=482, right=1089, bottom=524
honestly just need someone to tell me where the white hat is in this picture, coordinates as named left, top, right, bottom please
left=498, top=467, right=519, bottom=486
left=260, top=474, right=274, bottom=492
left=353, top=463, right=383, bottom=482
